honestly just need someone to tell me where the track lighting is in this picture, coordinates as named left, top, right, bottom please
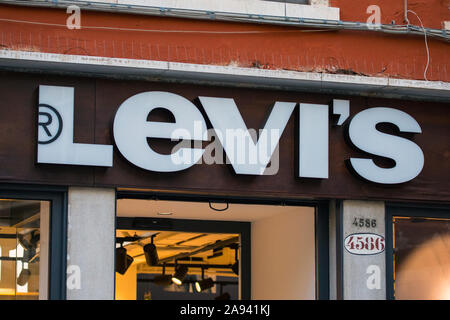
left=116, top=246, right=133, bottom=275
left=172, top=264, right=188, bottom=285
left=143, top=235, right=159, bottom=266
left=195, top=278, right=214, bottom=292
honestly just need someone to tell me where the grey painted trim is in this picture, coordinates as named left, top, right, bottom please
left=0, top=0, right=340, bottom=25
left=0, top=50, right=449, bottom=102
left=2, top=0, right=448, bottom=41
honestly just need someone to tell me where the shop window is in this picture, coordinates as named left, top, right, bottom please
left=115, top=229, right=240, bottom=300
left=115, top=197, right=317, bottom=300
left=0, top=199, right=50, bottom=300
left=392, top=216, right=450, bottom=299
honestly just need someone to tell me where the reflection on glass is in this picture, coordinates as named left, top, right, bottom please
left=0, top=199, right=49, bottom=300
left=393, top=216, right=450, bottom=300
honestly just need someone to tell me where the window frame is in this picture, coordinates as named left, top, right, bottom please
left=0, top=183, right=68, bottom=300
left=116, top=190, right=330, bottom=300
left=385, top=202, right=450, bottom=300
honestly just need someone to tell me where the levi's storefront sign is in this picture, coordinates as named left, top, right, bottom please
left=37, top=85, right=424, bottom=185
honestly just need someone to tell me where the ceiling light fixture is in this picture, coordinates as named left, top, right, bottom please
left=195, top=278, right=215, bottom=292
left=172, top=264, right=188, bottom=285
left=116, top=246, right=133, bottom=275
left=195, top=267, right=215, bottom=292
left=157, top=212, right=173, bottom=216
left=143, top=235, right=159, bottom=266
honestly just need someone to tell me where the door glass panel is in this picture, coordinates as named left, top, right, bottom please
left=0, top=199, right=50, bottom=300
left=393, top=216, right=450, bottom=300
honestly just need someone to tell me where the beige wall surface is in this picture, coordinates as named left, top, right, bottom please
left=251, top=206, right=315, bottom=299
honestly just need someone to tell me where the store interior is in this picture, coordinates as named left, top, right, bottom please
left=115, top=198, right=317, bottom=300
left=1, top=197, right=448, bottom=300
left=0, top=199, right=49, bottom=300
left=115, top=229, right=240, bottom=300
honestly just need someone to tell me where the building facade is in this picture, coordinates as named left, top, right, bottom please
left=0, top=0, right=448, bottom=300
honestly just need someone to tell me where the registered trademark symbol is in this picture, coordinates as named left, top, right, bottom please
left=38, top=103, right=63, bottom=144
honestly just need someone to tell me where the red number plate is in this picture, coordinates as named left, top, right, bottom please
left=344, top=233, right=385, bottom=255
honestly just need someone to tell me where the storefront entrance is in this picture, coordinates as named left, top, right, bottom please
left=114, top=194, right=323, bottom=300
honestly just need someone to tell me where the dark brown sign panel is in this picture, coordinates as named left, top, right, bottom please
left=0, top=71, right=449, bottom=202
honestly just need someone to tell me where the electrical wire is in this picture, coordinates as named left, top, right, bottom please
left=0, top=17, right=334, bottom=33
left=0, top=0, right=448, bottom=41
left=0, top=16, right=447, bottom=41
left=407, top=10, right=430, bottom=81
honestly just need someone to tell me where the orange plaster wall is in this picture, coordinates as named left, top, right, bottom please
left=0, top=3, right=448, bottom=81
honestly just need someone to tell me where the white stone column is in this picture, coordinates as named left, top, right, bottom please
left=341, top=200, right=386, bottom=300
left=66, top=187, right=116, bottom=300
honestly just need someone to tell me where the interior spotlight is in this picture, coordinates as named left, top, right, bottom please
left=116, top=246, right=134, bottom=275
left=231, top=261, right=239, bottom=275
left=17, top=268, right=31, bottom=286
left=143, top=242, right=159, bottom=266
left=172, top=264, right=188, bottom=285
left=215, top=292, right=231, bottom=300
left=195, top=278, right=214, bottom=292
